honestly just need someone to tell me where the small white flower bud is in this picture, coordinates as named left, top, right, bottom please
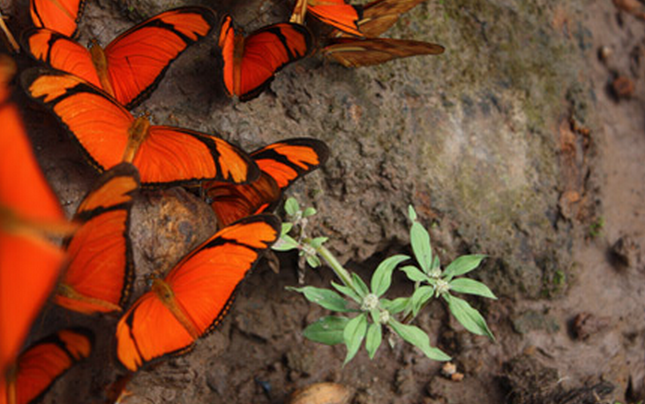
left=361, top=293, right=379, bottom=311
left=435, top=279, right=450, bottom=295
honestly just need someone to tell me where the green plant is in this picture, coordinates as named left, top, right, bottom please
left=274, top=198, right=497, bottom=364
left=588, top=216, right=605, bottom=238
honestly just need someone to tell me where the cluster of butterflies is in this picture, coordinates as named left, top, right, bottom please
left=0, top=0, right=443, bottom=402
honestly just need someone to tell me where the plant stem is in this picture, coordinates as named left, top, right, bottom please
left=314, top=244, right=359, bottom=294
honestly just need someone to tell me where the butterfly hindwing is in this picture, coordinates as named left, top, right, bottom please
left=116, top=214, right=280, bottom=371
left=20, top=68, right=259, bottom=187
left=55, top=163, right=139, bottom=315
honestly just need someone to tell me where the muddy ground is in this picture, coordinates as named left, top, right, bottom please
left=3, top=0, right=645, bottom=402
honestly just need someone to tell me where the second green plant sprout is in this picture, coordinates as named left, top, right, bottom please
left=273, top=198, right=497, bottom=364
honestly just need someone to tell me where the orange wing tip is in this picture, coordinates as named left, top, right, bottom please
left=30, top=0, right=86, bottom=38
left=219, top=213, right=281, bottom=246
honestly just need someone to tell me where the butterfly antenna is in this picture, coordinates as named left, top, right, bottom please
left=290, top=0, right=309, bottom=24
left=0, top=11, right=19, bottom=53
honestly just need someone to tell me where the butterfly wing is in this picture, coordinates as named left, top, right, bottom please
left=308, top=0, right=363, bottom=36
left=116, top=214, right=280, bottom=371
left=21, top=68, right=133, bottom=173
left=252, top=138, right=330, bottom=189
left=21, top=28, right=103, bottom=89
left=323, top=37, right=444, bottom=67
left=205, top=173, right=281, bottom=227
left=104, top=7, right=217, bottom=109
left=30, top=0, right=85, bottom=37
left=55, top=163, right=139, bottom=315
left=0, top=56, right=66, bottom=375
left=8, top=328, right=92, bottom=404
left=205, top=138, right=329, bottom=227
left=21, top=69, right=259, bottom=186
left=357, top=0, right=426, bottom=37
left=219, top=16, right=313, bottom=101
left=136, top=126, right=258, bottom=186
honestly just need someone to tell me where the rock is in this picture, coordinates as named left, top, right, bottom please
left=288, top=382, right=352, bottom=404
left=611, top=75, right=635, bottom=99
left=511, top=310, right=561, bottom=335
left=610, top=234, right=642, bottom=269
left=570, top=312, right=611, bottom=340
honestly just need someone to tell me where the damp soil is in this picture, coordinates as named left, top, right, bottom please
left=5, top=0, right=645, bottom=402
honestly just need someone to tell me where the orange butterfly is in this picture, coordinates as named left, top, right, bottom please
left=352, top=0, right=427, bottom=37
left=116, top=214, right=280, bottom=371
left=0, top=55, right=71, bottom=376
left=23, top=7, right=217, bottom=109
left=21, top=68, right=259, bottom=187
left=30, top=0, right=85, bottom=37
left=204, top=138, right=329, bottom=227
left=218, top=15, right=313, bottom=101
left=54, top=163, right=139, bottom=315
left=1, top=328, right=92, bottom=404
left=322, top=37, right=444, bottom=67
left=291, top=0, right=363, bottom=36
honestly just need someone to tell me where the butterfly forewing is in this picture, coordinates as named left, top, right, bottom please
left=30, top=0, right=85, bottom=37
left=55, top=163, right=139, bottom=315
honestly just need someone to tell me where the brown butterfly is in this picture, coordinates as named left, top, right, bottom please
left=322, top=37, right=444, bottom=67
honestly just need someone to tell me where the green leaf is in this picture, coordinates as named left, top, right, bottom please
left=306, top=254, right=322, bottom=268
left=351, top=273, right=370, bottom=297
left=343, top=313, right=368, bottom=365
left=389, top=319, right=450, bottom=361
left=365, top=323, right=382, bottom=359
left=431, top=255, right=441, bottom=270
left=443, top=255, right=487, bottom=280
left=369, top=309, right=380, bottom=324
left=449, top=278, right=497, bottom=300
left=284, top=197, right=300, bottom=216
left=444, top=294, right=495, bottom=340
left=288, top=286, right=351, bottom=312
left=303, top=316, right=349, bottom=345
left=331, top=281, right=361, bottom=303
left=411, top=285, right=435, bottom=317
left=381, top=297, right=409, bottom=314
left=371, top=254, right=409, bottom=297
left=309, top=237, right=329, bottom=249
left=272, top=235, right=299, bottom=252
left=280, top=223, right=293, bottom=237
left=400, top=265, right=430, bottom=283
left=303, top=207, right=317, bottom=217
left=408, top=205, right=418, bottom=222
left=410, top=221, right=432, bottom=273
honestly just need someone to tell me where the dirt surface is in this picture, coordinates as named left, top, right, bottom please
left=3, top=0, right=645, bottom=402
